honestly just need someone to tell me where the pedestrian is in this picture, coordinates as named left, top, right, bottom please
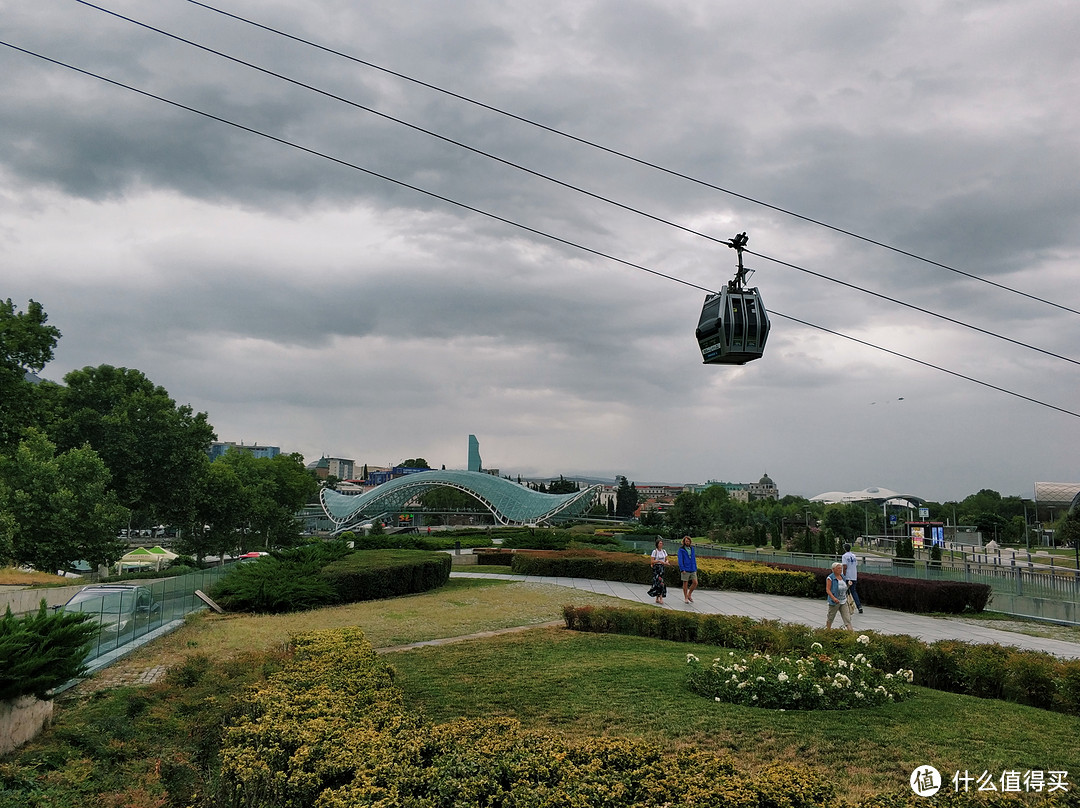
left=677, top=535, right=698, bottom=603
left=841, top=543, right=863, bottom=613
left=826, top=561, right=853, bottom=630
left=647, top=538, right=668, bottom=605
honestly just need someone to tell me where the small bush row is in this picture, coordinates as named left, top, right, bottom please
left=764, top=562, right=992, bottom=613
left=563, top=605, right=1080, bottom=716
left=487, top=549, right=990, bottom=614
left=497, top=549, right=821, bottom=597
left=0, top=603, right=96, bottom=701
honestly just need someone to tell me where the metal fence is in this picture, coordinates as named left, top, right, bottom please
left=63, top=566, right=234, bottom=666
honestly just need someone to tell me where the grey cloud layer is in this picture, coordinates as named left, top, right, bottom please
left=2, top=0, right=1078, bottom=498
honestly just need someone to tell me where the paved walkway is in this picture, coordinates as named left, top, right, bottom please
left=451, top=571, right=1080, bottom=659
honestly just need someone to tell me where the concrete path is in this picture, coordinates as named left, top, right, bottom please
left=451, top=571, right=1080, bottom=659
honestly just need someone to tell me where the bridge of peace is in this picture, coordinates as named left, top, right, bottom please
left=319, top=468, right=600, bottom=533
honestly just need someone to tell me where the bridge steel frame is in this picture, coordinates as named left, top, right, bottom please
left=320, top=469, right=600, bottom=534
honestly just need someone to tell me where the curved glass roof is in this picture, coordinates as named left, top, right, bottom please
left=320, top=469, right=599, bottom=531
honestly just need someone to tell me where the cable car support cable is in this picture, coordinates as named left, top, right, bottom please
left=2, top=38, right=1078, bottom=422
left=63, top=1, right=1080, bottom=367
left=177, top=0, right=1080, bottom=319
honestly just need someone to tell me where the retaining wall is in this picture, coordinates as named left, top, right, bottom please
left=0, top=695, right=54, bottom=755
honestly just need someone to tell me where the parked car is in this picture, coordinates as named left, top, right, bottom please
left=62, top=584, right=162, bottom=639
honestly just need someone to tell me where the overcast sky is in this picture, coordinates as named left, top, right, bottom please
left=3, top=0, right=1078, bottom=502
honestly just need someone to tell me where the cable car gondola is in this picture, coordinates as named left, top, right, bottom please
left=695, top=232, right=770, bottom=365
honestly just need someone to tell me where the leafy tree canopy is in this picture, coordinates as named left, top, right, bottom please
left=0, top=429, right=127, bottom=571
left=43, top=364, right=215, bottom=524
left=0, top=299, right=62, bottom=451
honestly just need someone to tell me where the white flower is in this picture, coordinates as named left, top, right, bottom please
left=855, top=691, right=864, bottom=699
left=751, top=694, right=757, bottom=701
left=756, top=676, right=765, bottom=682
left=815, top=686, right=824, bottom=696
left=715, top=697, right=722, bottom=702
left=687, top=653, right=699, bottom=663
left=885, top=673, right=893, bottom=680
left=778, top=672, right=789, bottom=682
left=856, top=634, right=870, bottom=645
left=811, top=642, right=823, bottom=651
left=737, top=681, right=749, bottom=689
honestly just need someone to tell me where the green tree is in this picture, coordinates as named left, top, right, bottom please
left=420, top=486, right=479, bottom=511
left=0, top=299, right=61, bottom=452
left=43, top=365, right=216, bottom=526
left=548, top=475, right=579, bottom=495
left=179, top=457, right=246, bottom=564
left=0, top=429, right=127, bottom=572
left=615, top=477, right=638, bottom=519
left=1058, top=510, right=1080, bottom=549
left=214, top=450, right=317, bottom=552
left=664, top=491, right=702, bottom=539
left=400, top=458, right=430, bottom=469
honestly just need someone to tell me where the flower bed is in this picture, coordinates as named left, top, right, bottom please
left=686, top=637, right=914, bottom=710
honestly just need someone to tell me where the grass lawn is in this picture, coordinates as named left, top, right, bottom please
left=84, top=577, right=645, bottom=680
left=11, top=576, right=1080, bottom=805
left=0, top=567, right=79, bottom=586
left=386, top=627, right=1080, bottom=800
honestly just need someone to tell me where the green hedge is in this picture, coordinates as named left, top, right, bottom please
left=0, top=603, right=97, bottom=700
left=505, top=549, right=819, bottom=597
left=562, top=605, right=1080, bottom=716
left=764, top=562, right=992, bottom=613
left=497, top=550, right=990, bottom=614
left=341, top=530, right=494, bottom=551
left=209, top=545, right=450, bottom=613
left=320, top=550, right=451, bottom=602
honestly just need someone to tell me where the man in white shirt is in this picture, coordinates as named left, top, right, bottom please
left=842, top=543, right=863, bottom=613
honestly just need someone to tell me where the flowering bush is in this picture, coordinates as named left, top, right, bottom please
left=686, top=638, right=914, bottom=710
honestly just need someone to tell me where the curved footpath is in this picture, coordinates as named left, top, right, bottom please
left=450, top=571, right=1080, bottom=660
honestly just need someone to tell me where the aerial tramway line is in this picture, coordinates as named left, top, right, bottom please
left=695, top=232, right=770, bottom=365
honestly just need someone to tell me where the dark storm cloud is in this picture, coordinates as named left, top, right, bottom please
left=2, top=0, right=1078, bottom=498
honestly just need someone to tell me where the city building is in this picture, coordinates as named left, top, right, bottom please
left=209, top=441, right=281, bottom=461
left=306, top=456, right=355, bottom=481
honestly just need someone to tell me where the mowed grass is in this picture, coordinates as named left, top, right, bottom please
left=87, top=577, right=648, bottom=681
left=59, top=575, right=1080, bottom=802
left=0, top=567, right=77, bottom=586
left=386, top=627, right=1080, bottom=800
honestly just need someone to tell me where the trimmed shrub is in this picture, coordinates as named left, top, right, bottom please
left=320, top=550, right=451, bottom=603
left=764, top=562, right=992, bottom=613
left=917, top=640, right=966, bottom=692
left=562, top=604, right=1080, bottom=717
left=210, top=556, right=341, bottom=614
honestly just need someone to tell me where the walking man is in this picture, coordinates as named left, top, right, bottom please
left=678, top=535, right=698, bottom=603
left=842, top=543, right=863, bottom=613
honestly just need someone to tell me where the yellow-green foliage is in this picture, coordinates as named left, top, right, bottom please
left=695, top=557, right=819, bottom=595
left=220, top=626, right=1078, bottom=807
left=508, top=549, right=818, bottom=597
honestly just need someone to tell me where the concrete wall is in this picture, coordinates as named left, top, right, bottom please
left=0, top=696, right=54, bottom=755
left=0, top=584, right=86, bottom=615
